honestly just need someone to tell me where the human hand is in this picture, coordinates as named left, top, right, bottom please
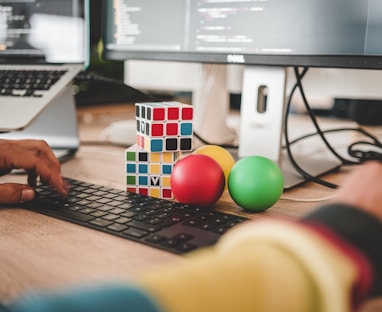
left=330, top=161, right=382, bottom=222
left=0, top=139, right=67, bottom=205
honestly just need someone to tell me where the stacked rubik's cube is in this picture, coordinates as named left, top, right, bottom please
left=125, top=101, right=193, bottom=199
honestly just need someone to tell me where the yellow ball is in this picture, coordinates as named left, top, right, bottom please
left=193, top=145, right=236, bottom=190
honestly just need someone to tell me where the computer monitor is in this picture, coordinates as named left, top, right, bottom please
left=102, top=0, right=382, bottom=188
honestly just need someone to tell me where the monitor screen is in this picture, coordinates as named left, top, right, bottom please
left=102, top=0, right=382, bottom=189
left=103, top=0, right=382, bottom=69
left=0, top=0, right=87, bottom=64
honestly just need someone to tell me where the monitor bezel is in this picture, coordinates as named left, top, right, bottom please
left=102, top=49, right=382, bottom=70
left=101, top=0, right=382, bottom=71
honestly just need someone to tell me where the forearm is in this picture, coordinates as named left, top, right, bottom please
left=139, top=237, right=316, bottom=312
left=302, top=203, right=382, bottom=300
left=4, top=204, right=380, bottom=312
left=138, top=204, right=374, bottom=312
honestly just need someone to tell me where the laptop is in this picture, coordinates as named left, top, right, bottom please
left=0, top=0, right=89, bottom=160
left=0, top=0, right=89, bottom=132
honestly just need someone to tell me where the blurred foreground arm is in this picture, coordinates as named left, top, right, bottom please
left=4, top=162, right=382, bottom=312
left=137, top=162, right=382, bottom=311
left=0, top=139, right=66, bottom=204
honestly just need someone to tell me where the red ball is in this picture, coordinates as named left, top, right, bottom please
left=171, top=154, right=225, bottom=207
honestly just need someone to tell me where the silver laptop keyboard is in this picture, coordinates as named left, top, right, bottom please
left=0, top=70, right=67, bottom=97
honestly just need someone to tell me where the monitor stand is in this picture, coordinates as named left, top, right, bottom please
left=0, top=85, right=79, bottom=162
left=238, top=66, right=341, bottom=189
left=192, top=64, right=237, bottom=145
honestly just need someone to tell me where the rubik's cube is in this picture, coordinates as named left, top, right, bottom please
left=125, top=101, right=193, bottom=199
left=125, top=144, right=180, bottom=199
left=135, top=101, right=193, bottom=152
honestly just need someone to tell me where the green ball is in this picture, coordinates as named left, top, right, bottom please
left=228, top=156, right=284, bottom=212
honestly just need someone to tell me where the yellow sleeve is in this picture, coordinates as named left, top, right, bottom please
left=137, top=220, right=358, bottom=312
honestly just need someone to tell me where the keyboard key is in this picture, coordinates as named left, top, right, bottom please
left=123, top=228, right=148, bottom=238
left=102, top=214, right=120, bottom=221
left=107, top=223, right=128, bottom=232
left=89, top=218, right=113, bottom=228
left=145, top=234, right=166, bottom=243
left=127, top=220, right=160, bottom=232
left=173, top=233, right=194, bottom=241
left=114, top=217, right=131, bottom=224
left=91, top=211, right=108, bottom=218
left=0, top=69, right=67, bottom=97
left=40, top=206, right=94, bottom=222
left=161, top=238, right=181, bottom=247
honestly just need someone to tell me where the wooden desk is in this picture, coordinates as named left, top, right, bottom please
left=1, top=103, right=381, bottom=311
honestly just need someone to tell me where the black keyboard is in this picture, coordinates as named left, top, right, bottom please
left=22, top=178, right=248, bottom=254
left=0, top=69, right=67, bottom=97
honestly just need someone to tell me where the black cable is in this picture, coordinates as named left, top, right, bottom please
left=74, top=70, right=159, bottom=101
left=284, top=67, right=339, bottom=189
left=348, top=141, right=382, bottom=161
left=285, top=67, right=382, bottom=188
left=287, top=68, right=382, bottom=164
left=294, top=67, right=361, bottom=166
left=75, top=71, right=125, bottom=85
left=287, top=127, right=380, bottom=147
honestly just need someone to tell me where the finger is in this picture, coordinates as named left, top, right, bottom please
left=26, top=141, right=66, bottom=193
left=0, top=183, right=35, bottom=205
left=0, top=139, right=66, bottom=193
left=11, top=140, right=65, bottom=193
left=27, top=170, right=38, bottom=187
left=28, top=171, right=70, bottom=194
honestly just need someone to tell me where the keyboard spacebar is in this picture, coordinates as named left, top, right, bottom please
left=33, top=206, right=94, bottom=222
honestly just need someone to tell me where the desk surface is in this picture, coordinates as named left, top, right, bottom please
left=1, top=103, right=381, bottom=311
